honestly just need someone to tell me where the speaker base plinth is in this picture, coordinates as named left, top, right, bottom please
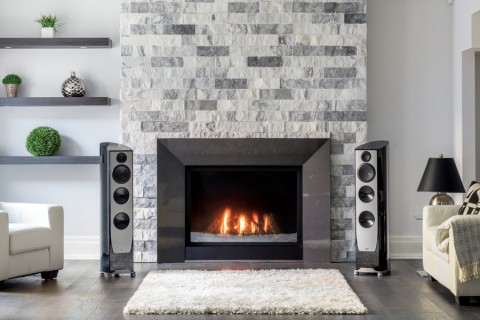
left=354, top=267, right=390, bottom=277
left=100, top=271, right=136, bottom=278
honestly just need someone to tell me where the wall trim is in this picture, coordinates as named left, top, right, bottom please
left=64, top=235, right=422, bottom=261
left=64, top=236, right=100, bottom=260
left=389, top=236, right=422, bottom=259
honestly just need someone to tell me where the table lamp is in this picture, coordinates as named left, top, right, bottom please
left=417, top=154, right=465, bottom=205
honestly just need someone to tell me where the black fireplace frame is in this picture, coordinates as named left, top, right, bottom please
left=157, top=138, right=331, bottom=263
left=185, top=165, right=303, bottom=260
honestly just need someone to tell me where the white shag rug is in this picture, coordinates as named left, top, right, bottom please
left=123, top=269, right=367, bottom=315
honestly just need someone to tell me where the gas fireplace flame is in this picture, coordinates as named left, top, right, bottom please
left=207, top=208, right=278, bottom=236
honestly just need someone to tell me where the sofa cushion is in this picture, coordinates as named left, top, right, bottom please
left=458, top=181, right=480, bottom=215
left=9, top=223, right=52, bottom=255
left=425, top=225, right=449, bottom=262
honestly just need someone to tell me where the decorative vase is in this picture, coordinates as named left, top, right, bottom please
left=4, top=84, right=18, bottom=97
left=61, top=71, right=86, bottom=97
left=41, top=27, right=55, bottom=38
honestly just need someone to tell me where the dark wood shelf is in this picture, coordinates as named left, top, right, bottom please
left=0, top=156, right=102, bottom=165
left=0, top=38, right=112, bottom=49
left=0, top=97, right=111, bottom=106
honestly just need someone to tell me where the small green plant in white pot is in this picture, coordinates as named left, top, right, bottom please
left=36, top=14, right=61, bottom=38
left=2, top=74, right=22, bottom=97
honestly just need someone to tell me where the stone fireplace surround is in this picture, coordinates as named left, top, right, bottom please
left=120, top=0, right=367, bottom=262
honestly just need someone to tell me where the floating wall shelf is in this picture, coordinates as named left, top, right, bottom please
left=0, top=156, right=102, bottom=165
left=0, top=97, right=111, bottom=107
left=0, top=38, right=112, bottom=49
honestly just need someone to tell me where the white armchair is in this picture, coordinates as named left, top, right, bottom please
left=423, top=205, right=480, bottom=304
left=0, top=202, right=64, bottom=283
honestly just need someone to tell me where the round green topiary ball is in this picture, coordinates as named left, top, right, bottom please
left=25, top=126, right=61, bottom=156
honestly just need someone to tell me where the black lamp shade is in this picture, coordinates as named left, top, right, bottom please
left=417, top=158, right=465, bottom=193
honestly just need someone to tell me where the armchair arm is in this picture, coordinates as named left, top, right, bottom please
left=0, top=210, right=8, bottom=281
left=0, top=202, right=64, bottom=271
left=423, top=205, right=460, bottom=229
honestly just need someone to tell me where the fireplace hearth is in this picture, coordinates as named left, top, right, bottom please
left=157, top=138, right=330, bottom=262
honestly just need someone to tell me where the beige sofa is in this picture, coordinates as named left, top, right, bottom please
left=423, top=205, right=480, bottom=304
left=0, top=202, right=64, bottom=283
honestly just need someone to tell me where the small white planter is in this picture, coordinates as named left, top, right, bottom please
left=41, top=27, right=54, bottom=38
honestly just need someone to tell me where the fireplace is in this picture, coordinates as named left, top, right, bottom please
left=186, top=166, right=302, bottom=260
left=157, top=138, right=331, bottom=262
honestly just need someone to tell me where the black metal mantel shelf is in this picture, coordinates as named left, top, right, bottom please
left=0, top=97, right=111, bottom=107
left=0, top=38, right=112, bottom=49
left=0, top=156, right=102, bottom=165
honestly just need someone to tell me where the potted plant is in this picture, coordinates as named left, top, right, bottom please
left=35, top=14, right=61, bottom=38
left=2, top=74, right=22, bottom=97
left=25, top=126, right=61, bottom=156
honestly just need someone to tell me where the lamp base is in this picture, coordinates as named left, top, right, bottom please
left=429, top=192, right=454, bottom=205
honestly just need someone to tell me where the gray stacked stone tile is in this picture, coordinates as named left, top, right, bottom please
left=121, top=0, right=367, bottom=263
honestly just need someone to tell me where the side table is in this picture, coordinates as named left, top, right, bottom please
left=413, top=215, right=429, bottom=277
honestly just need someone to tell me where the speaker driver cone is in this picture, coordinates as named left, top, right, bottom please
left=116, top=152, right=128, bottom=163
left=361, top=151, right=371, bottom=162
left=113, top=212, right=130, bottom=230
left=359, top=211, right=375, bottom=228
left=358, top=163, right=376, bottom=183
left=113, top=187, right=130, bottom=204
left=112, top=165, right=131, bottom=184
left=358, top=185, right=375, bottom=203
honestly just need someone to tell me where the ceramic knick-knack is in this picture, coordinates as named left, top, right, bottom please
left=61, top=71, right=85, bottom=97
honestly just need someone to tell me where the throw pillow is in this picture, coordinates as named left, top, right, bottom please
left=458, top=181, right=480, bottom=215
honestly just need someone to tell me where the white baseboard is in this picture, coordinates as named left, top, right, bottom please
left=63, top=235, right=423, bottom=260
left=64, top=236, right=100, bottom=260
left=389, top=236, right=422, bottom=259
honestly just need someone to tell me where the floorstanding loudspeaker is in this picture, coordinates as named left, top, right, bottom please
left=100, top=142, right=135, bottom=278
left=354, top=140, right=390, bottom=276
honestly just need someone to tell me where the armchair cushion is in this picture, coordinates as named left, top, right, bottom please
left=9, top=223, right=52, bottom=255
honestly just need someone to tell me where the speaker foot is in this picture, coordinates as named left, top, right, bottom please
left=101, top=270, right=135, bottom=278
left=354, top=267, right=390, bottom=276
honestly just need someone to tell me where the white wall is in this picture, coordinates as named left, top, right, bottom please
left=367, top=0, right=454, bottom=256
left=0, top=0, right=466, bottom=259
left=453, top=1, right=480, bottom=184
left=0, top=0, right=120, bottom=259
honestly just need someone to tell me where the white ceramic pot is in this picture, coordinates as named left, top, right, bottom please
left=41, top=27, right=54, bottom=38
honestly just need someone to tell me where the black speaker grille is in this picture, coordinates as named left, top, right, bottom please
left=112, top=165, right=131, bottom=184
left=113, top=212, right=130, bottom=230
left=358, top=163, right=376, bottom=183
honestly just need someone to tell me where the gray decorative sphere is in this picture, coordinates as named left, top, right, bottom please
left=61, top=71, right=85, bottom=97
